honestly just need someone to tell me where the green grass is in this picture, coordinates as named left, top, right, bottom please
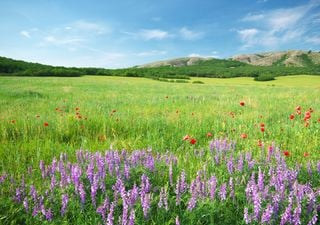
left=0, top=75, right=319, bottom=224
left=0, top=75, right=319, bottom=174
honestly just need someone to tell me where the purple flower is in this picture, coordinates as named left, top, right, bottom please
left=175, top=177, right=181, bottom=205
left=261, top=204, right=273, bottom=224
left=107, top=202, right=115, bottom=225
left=237, top=154, right=244, bottom=172
left=141, top=192, right=151, bottom=218
left=227, top=156, right=234, bottom=174
left=169, top=163, right=173, bottom=186
left=30, top=185, right=37, bottom=201
left=307, top=213, right=318, bottom=225
left=292, top=203, right=301, bottom=225
left=141, top=174, right=151, bottom=193
left=50, top=176, right=56, bottom=192
left=128, top=184, right=139, bottom=206
left=0, top=173, right=7, bottom=184
left=40, top=160, right=46, bottom=179
left=244, top=207, right=251, bottom=224
left=97, top=197, right=110, bottom=221
left=23, top=197, right=28, bottom=212
left=280, top=204, right=292, bottom=225
left=208, top=175, right=217, bottom=200
left=258, top=167, right=264, bottom=192
left=61, top=194, right=69, bottom=216
left=317, top=161, right=320, bottom=174
left=128, top=209, right=135, bottom=225
left=91, top=173, right=99, bottom=207
left=179, top=171, right=187, bottom=193
left=219, top=183, right=227, bottom=201
left=86, top=156, right=95, bottom=184
left=78, top=182, right=86, bottom=205
left=229, top=177, right=234, bottom=199
left=158, top=187, right=169, bottom=211
left=176, top=216, right=180, bottom=225
left=45, top=208, right=53, bottom=221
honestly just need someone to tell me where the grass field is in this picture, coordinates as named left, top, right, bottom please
left=0, top=75, right=319, bottom=224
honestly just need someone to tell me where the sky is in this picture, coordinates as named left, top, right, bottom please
left=0, top=0, right=319, bottom=68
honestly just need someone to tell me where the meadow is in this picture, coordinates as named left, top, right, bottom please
left=0, top=75, right=319, bottom=224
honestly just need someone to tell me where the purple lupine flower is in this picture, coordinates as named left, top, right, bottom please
left=71, top=164, right=82, bottom=191
left=51, top=157, right=57, bottom=175
left=307, top=161, right=312, bottom=177
left=272, top=193, right=281, bottom=217
left=169, top=163, right=173, bottom=186
left=219, top=183, right=227, bottom=201
left=227, top=156, right=234, bottom=174
left=30, top=185, right=37, bottom=201
left=45, top=208, right=53, bottom=221
left=158, top=187, right=169, bottom=211
left=317, top=161, right=320, bottom=174
left=123, top=162, right=130, bottom=180
left=0, top=173, right=7, bottom=184
left=179, top=170, right=187, bottom=193
left=175, top=177, right=181, bottom=205
left=78, top=182, right=86, bottom=205
left=229, top=177, right=234, bottom=199
left=122, top=201, right=129, bottom=225
left=61, top=194, right=69, bottom=216
left=128, top=184, right=139, bottom=206
left=244, top=207, right=251, bottom=224
left=258, top=167, right=264, bottom=192
left=107, top=202, right=115, bottom=225
left=40, top=160, right=46, bottom=179
left=252, top=184, right=261, bottom=220
left=15, top=188, right=22, bottom=202
left=128, top=209, right=135, bottom=225
left=280, top=204, right=292, bottom=225
left=237, top=154, right=244, bottom=172
left=187, top=196, right=197, bottom=211
left=23, top=197, right=28, bottom=212
left=307, top=213, right=318, bottom=225
left=86, top=156, right=95, bottom=184
left=261, top=204, right=273, bottom=224
left=292, top=203, right=301, bottom=225
left=32, top=206, right=39, bottom=217
left=176, top=216, right=180, bottom=225
left=141, top=192, right=151, bottom=218
left=141, top=174, right=151, bottom=193
left=50, top=175, right=56, bottom=192
left=144, top=153, right=155, bottom=171
left=97, top=197, right=110, bottom=221
left=208, top=175, right=217, bottom=200
left=91, top=173, right=99, bottom=207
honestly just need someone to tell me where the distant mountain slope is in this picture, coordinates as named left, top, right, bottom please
left=137, top=57, right=213, bottom=68
left=232, top=50, right=320, bottom=67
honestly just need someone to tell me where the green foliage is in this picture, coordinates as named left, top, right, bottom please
left=192, top=81, right=204, bottom=84
left=254, top=73, right=276, bottom=81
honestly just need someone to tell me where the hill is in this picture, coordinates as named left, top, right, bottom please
left=137, top=57, right=213, bottom=68
left=232, top=50, right=320, bottom=67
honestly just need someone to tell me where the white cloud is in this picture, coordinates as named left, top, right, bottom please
left=135, top=50, right=167, bottom=57
left=139, top=29, right=170, bottom=40
left=179, top=27, right=204, bottom=40
left=305, top=36, right=320, bottom=44
left=43, top=35, right=84, bottom=46
left=71, top=20, right=110, bottom=34
left=188, top=52, right=220, bottom=58
left=20, top=30, right=31, bottom=38
left=238, top=1, right=320, bottom=49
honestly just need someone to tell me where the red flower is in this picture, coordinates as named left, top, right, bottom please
left=296, top=106, right=301, bottom=111
left=241, top=133, right=248, bottom=139
left=260, top=127, right=265, bottom=132
left=304, top=111, right=311, bottom=121
left=304, top=122, right=309, bottom=127
left=303, top=152, right=309, bottom=157
left=289, top=114, right=295, bottom=120
left=296, top=110, right=301, bottom=115
left=318, top=118, right=320, bottom=123
left=260, top=123, right=265, bottom=127
left=283, top=151, right=290, bottom=157
left=239, top=101, right=245, bottom=106
left=189, top=138, right=197, bottom=145
left=44, top=122, right=49, bottom=127
left=75, top=107, right=80, bottom=111
left=183, top=135, right=190, bottom=141
left=257, top=140, right=263, bottom=147
left=207, top=132, right=212, bottom=137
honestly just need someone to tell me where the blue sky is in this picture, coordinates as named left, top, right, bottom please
left=0, top=0, right=319, bottom=68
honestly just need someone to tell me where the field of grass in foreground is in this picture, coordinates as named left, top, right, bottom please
left=0, top=75, right=319, bottom=224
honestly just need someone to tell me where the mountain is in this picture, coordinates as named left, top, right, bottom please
left=137, top=57, right=213, bottom=68
left=231, top=50, right=320, bottom=67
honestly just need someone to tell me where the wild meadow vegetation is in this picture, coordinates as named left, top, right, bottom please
left=0, top=75, right=319, bottom=224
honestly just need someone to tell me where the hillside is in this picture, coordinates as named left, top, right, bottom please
left=137, top=57, right=213, bottom=68
left=232, top=50, right=320, bottom=67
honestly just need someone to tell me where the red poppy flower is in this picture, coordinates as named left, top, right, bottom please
left=303, top=152, right=309, bottom=157
left=296, top=110, right=301, bottom=115
left=305, top=122, right=309, bottom=127
left=44, top=122, right=49, bottom=127
left=239, top=101, right=245, bottom=106
left=207, top=132, right=212, bottom=137
left=260, top=123, right=265, bottom=127
left=241, top=133, right=248, bottom=139
left=304, top=111, right=311, bottom=121
left=257, top=140, right=263, bottom=147
left=283, top=151, right=290, bottom=157
left=289, top=114, right=295, bottom=120
left=183, top=135, right=190, bottom=141
left=77, top=115, right=82, bottom=119
left=190, top=138, right=197, bottom=145
left=260, top=127, right=265, bottom=132
left=296, top=106, right=301, bottom=111
left=75, top=107, right=80, bottom=111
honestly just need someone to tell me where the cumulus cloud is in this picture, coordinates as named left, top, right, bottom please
left=179, top=27, right=204, bottom=40
left=139, top=29, right=170, bottom=40
left=20, top=30, right=31, bottom=38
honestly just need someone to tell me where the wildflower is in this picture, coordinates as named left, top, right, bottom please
left=304, top=152, right=309, bottom=157
left=207, top=132, right=212, bottom=137
left=183, top=135, right=190, bottom=141
left=261, top=204, right=273, bottom=224
left=240, top=101, right=245, bottom=106
left=61, top=194, right=69, bottom=216
left=219, top=183, right=227, bottom=201
left=304, top=111, right=311, bottom=121
left=283, top=151, right=290, bottom=157
left=176, top=216, right=180, bottom=225
left=290, top=114, right=295, bottom=120
left=189, top=138, right=197, bottom=145
left=44, top=122, right=49, bottom=127
left=260, top=123, right=265, bottom=127
left=260, top=127, right=265, bottom=132
left=296, top=106, right=301, bottom=111
left=241, top=133, right=248, bottom=139
left=75, top=107, right=80, bottom=111
left=244, top=207, right=251, bottom=224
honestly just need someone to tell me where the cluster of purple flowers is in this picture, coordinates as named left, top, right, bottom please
left=0, top=139, right=319, bottom=224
